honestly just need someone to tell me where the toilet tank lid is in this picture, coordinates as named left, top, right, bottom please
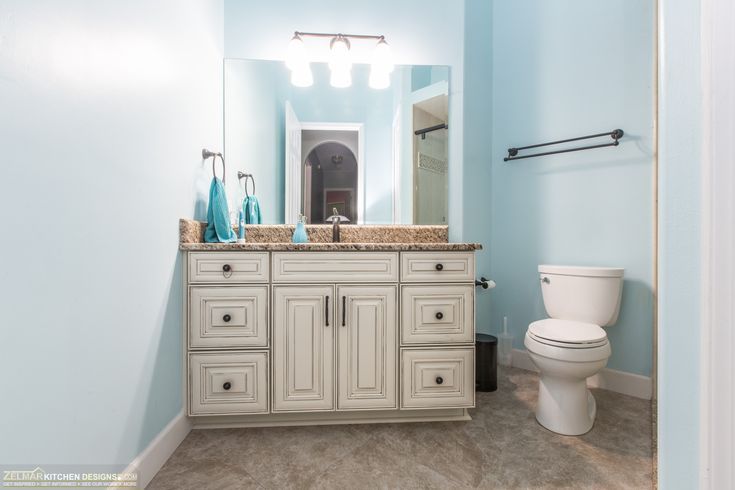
left=538, top=265, right=624, bottom=278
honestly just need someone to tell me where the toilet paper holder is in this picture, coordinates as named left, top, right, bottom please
left=475, top=277, right=496, bottom=289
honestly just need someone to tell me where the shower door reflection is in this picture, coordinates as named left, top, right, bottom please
left=413, top=94, right=448, bottom=224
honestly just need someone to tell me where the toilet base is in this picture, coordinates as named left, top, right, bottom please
left=536, top=374, right=597, bottom=435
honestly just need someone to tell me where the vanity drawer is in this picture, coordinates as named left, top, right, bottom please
left=401, top=285, right=474, bottom=345
left=272, top=252, right=398, bottom=283
left=401, top=347, right=474, bottom=409
left=188, top=252, right=269, bottom=283
left=189, top=287, right=268, bottom=348
left=400, top=252, right=475, bottom=283
left=189, top=352, right=269, bottom=415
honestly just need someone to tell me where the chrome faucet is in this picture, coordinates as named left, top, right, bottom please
left=326, top=208, right=350, bottom=242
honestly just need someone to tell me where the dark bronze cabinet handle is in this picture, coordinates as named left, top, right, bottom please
left=325, top=296, right=330, bottom=327
left=223, top=314, right=231, bottom=323
left=223, top=382, right=232, bottom=390
left=222, top=264, right=231, bottom=272
left=342, top=296, right=346, bottom=327
left=435, top=263, right=444, bottom=271
left=436, top=377, right=444, bottom=385
left=435, top=312, right=443, bottom=320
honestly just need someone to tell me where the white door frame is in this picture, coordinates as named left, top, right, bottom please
left=300, top=122, right=365, bottom=224
left=700, top=0, right=735, bottom=486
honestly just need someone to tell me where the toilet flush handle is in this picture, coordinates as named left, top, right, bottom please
left=541, top=277, right=550, bottom=284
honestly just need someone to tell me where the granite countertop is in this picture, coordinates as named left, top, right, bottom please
left=179, top=219, right=482, bottom=252
left=180, top=242, right=482, bottom=251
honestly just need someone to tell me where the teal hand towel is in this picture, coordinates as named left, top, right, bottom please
left=204, top=177, right=236, bottom=243
left=243, top=195, right=262, bottom=224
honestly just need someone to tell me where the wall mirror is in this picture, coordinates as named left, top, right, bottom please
left=224, top=59, right=450, bottom=224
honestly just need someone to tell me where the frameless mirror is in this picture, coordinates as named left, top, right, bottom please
left=224, top=59, right=449, bottom=224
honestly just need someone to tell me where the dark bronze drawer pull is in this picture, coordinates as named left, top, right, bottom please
left=435, top=263, right=444, bottom=271
left=342, top=296, right=347, bottom=327
left=436, top=376, right=444, bottom=385
left=222, top=264, right=232, bottom=278
left=223, top=314, right=231, bottom=323
left=223, top=382, right=232, bottom=390
left=435, top=312, right=444, bottom=320
left=325, top=295, right=330, bottom=327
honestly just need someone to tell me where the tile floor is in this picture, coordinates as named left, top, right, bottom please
left=148, top=367, right=653, bottom=489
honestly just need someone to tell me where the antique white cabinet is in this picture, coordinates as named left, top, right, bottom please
left=272, top=285, right=335, bottom=412
left=184, top=250, right=476, bottom=427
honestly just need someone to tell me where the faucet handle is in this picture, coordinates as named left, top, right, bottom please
left=326, top=209, right=350, bottom=223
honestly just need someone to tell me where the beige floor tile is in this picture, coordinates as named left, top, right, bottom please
left=148, top=368, right=653, bottom=490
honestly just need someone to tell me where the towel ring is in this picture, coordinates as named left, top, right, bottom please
left=211, top=153, right=226, bottom=183
left=238, top=171, right=255, bottom=196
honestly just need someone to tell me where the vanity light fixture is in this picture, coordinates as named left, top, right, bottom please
left=285, top=31, right=394, bottom=89
left=328, top=35, right=352, bottom=88
left=286, top=33, right=313, bottom=87
left=369, top=38, right=394, bottom=89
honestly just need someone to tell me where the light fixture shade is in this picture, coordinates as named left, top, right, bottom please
left=291, top=65, right=313, bottom=87
left=330, top=67, right=352, bottom=88
left=372, top=39, right=394, bottom=73
left=369, top=67, right=390, bottom=89
left=328, top=36, right=352, bottom=72
left=286, top=34, right=308, bottom=70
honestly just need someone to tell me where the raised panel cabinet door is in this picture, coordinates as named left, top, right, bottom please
left=272, top=285, right=335, bottom=412
left=337, top=285, right=397, bottom=410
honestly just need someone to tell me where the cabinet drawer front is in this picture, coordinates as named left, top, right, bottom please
left=401, top=348, right=474, bottom=409
left=401, top=285, right=474, bottom=344
left=189, top=287, right=268, bottom=348
left=272, top=252, right=398, bottom=283
left=400, top=252, right=475, bottom=283
left=189, top=252, right=269, bottom=283
left=190, top=352, right=269, bottom=415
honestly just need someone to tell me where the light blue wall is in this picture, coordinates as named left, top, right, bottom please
left=657, top=0, right=702, bottom=485
left=0, top=0, right=223, bottom=466
left=489, top=0, right=655, bottom=376
left=463, top=0, right=494, bottom=331
left=223, top=0, right=467, bottom=240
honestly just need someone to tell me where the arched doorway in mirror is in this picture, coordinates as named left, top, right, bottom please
left=302, top=138, right=359, bottom=224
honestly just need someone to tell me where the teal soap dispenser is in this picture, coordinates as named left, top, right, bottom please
left=292, top=214, right=309, bottom=244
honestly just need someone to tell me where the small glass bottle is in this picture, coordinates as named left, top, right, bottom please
left=237, top=210, right=247, bottom=243
left=292, top=214, right=309, bottom=244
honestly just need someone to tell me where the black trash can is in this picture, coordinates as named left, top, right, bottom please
left=476, top=333, right=498, bottom=392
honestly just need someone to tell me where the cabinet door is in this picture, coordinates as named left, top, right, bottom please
left=337, top=285, right=397, bottom=410
left=272, top=285, right=334, bottom=412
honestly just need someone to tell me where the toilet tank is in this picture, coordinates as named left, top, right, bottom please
left=539, top=265, right=624, bottom=326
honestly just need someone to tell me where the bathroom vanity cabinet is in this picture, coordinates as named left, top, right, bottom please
left=183, top=249, right=477, bottom=427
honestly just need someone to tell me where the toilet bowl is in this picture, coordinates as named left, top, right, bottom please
left=526, top=265, right=624, bottom=436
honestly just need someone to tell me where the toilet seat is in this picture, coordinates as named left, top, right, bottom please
left=525, top=331, right=611, bottom=363
left=528, top=319, right=608, bottom=349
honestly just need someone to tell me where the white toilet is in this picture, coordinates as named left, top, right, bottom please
left=524, top=265, right=624, bottom=436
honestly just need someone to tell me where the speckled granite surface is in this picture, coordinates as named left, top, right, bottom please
left=180, top=242, right=481, bottom=251
left=179, top=219, right=482, bottom=251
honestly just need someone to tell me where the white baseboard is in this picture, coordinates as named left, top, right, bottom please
left=511, top=348, right=653, bottom=400
left=117, top=411, right=191, bottom=489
